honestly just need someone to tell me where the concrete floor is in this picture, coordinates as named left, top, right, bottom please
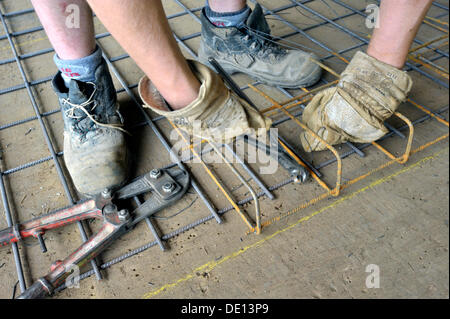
left=0, top=0, right=448, bottom=299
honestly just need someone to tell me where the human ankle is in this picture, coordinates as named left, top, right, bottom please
left=54, top=45, right=103, bottom=87
left=207, top=0, right=247, bottom=13
left=161, top=79, right=201, bottom=110
left=205, top=1, right=250, bottom=28
left=366, top=47, right=406, bottom=69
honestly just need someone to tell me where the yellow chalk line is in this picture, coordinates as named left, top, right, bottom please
left=142, top=146, right=449, bottom=299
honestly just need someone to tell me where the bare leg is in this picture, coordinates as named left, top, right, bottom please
left=367, top=0, right=433, bottom=69
left=31, top=0, right=95, bottom=60
left=86, top=0, right=200, bottom=110
left=208, top=0, right=246, bottom=12
left=31, top=1, right=128, bottom=195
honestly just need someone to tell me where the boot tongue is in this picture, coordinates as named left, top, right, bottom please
left=68, top=79, right=94, bottom=103
left=245, top=3, right=270, bottom=35
left=244, top=4, right=285, bottom=58
left=67, top=80, right=96, bottom=118
left=65, top=79, right=99, bottom=133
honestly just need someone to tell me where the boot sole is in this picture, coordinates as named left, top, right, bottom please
left=199, top=57, right=322, bottom=89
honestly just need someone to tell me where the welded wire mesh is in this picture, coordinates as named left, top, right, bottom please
left=0, top=0, right=448, bottom=297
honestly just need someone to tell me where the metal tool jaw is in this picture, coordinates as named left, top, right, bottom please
left=0, top=167, right=190, bottom=299
left=245, top=135, right=310, bottom=183
left=115, top=168, right=189, bottom=227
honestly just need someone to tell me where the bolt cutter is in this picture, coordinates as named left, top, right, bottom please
left=0, top=167, right=190, bottom=299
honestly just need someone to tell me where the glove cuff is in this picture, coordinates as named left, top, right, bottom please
left=340, top=51, right=413, bottom=120
left=138, top=60, right=271, bottom=142
left=138, top=60, right=229, bottom=120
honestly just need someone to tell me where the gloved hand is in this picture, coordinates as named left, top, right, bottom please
left=139, top=60, right=272, bottom=143
left=300, top=51, right=413, bottom=152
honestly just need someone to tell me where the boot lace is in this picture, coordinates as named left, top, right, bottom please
left=241, top=26, right=287, bottom=60
left=62, top=83, right=128, bottom=136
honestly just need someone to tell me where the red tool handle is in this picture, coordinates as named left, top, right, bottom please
left=0, top=226, right=18, bottom=247
left=0, top=200, right=101, bottom=249
left=17, top=219, right=128, bottom=299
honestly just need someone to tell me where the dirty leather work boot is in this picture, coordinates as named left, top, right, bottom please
left=52, top=58, right=128, bottom=196
left=198, top=3, right=322, bottom=88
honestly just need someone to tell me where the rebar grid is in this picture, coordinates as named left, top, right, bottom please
left=0, top=0, right=448, bottom=296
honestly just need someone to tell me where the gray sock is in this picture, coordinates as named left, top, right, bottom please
left=54, top=45, right=102, bottom=87
left=204, top=1, right=250, bottom=28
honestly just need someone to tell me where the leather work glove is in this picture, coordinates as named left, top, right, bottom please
left=138, top=60, right=272, bottom=143
left=300, top=51, right=413, bottom=152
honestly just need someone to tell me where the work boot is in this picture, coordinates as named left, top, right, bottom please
left=198, top=3, right=322, bottom=88
left=139, top=60, right=272, bottom=143
left=52, top=58, right=128, bottom=196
